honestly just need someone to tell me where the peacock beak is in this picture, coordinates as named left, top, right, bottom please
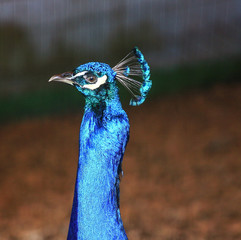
left=48, top=72, right=77, bottom=86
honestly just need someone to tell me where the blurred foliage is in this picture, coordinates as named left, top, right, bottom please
left=0, top=23, right=35, bottom=77
left=108, top=20, right=163, bottom=64
left=0, top=86, right=84, bottom=123
left=0, top=56, right=240, bottom=123
left=0, top=24, right=94, bottom=96
left=151, top=57, right=241, bottom=96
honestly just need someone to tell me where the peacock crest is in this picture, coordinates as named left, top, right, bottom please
left=113, top=47, right=152, bottom=106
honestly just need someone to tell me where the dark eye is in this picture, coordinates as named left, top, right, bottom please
left=83, top=72, right=97, bottom=84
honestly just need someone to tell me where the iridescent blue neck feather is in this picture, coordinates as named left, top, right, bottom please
left=67, top=90, right=129, bottom=240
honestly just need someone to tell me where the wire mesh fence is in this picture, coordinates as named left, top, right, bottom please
left=0, top=0, right=240, bottom=94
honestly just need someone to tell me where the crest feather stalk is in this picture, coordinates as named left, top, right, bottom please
left=113, top=47, right=152, bottom=106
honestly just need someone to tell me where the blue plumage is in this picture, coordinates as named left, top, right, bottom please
left=68, top=98, right=129, bottom=239
left=48, top=47, right=151, bottom=239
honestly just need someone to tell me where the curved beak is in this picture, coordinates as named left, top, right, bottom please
left=48, top=72, right=79, bottom=86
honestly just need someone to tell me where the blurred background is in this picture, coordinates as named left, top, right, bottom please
left=0, top=0, right=241, bottom=239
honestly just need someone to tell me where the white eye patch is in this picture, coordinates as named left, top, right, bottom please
left=82, top=75, right=107, bottom=90
left=70, top=71, right=88, bottom=79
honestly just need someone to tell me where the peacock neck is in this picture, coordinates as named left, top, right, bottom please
left=67, top=94, right=129, bottom=240
left=84, top=82, right=121, bottom=112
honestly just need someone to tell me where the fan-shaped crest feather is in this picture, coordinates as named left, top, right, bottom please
left=113, top=47, right=152, bottom=106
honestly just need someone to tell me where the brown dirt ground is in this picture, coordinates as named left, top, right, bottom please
left=0, top=83, right=241, bottom=240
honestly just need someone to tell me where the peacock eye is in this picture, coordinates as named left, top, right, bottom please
left=83, top=72, right=97, bottom=84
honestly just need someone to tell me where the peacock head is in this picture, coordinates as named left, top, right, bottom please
left=49, top=47, right=152, bottom=106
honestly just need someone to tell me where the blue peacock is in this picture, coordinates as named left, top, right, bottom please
left=49, top=47, right=152, bottom=240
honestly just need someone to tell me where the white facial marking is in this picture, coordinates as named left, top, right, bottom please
left=70, top=71, right=88, bottom=79
left=82, top=75, right=107, bottom=90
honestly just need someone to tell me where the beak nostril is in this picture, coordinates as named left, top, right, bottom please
left=61, top=72, right=72, bottom=78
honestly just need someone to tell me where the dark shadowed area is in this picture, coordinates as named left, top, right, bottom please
left=0, top=0, right=241, bottom=239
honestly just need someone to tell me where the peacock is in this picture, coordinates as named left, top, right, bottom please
left=49, top=47, right=152, bottom=240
